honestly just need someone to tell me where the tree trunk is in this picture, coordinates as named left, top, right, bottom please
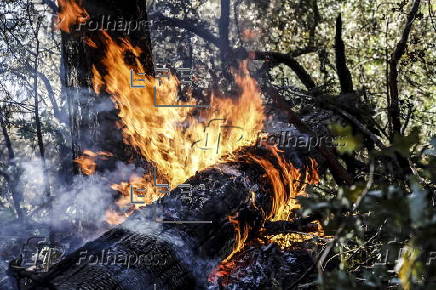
left=0, top=111, right=24, bottom=220
left=60, top=0, right=154, bottom=167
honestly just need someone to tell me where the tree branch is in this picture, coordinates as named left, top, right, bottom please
left=219, top=0, right=232, bottom=78
left=264, top=214, right=322, bottom=235
left=150, top=10, right=317, bottom=89
left=219, top=0, right=231, bottom=56
left=150, top=13, right=220, bottom=47
left=37, top=71, right=61, bottom=119
left=41, top=0, right=58, bottom=13
left=328, top=106, right=385, bottom=149
left=335, top=14, right=354, bottom=94
left=0, top=110, right=15, bottom=160
left=267, top=87, right=353, bottom=185
left=253, top=51, right=316, bottom=90
left=388, top=0, right=421, bottom=138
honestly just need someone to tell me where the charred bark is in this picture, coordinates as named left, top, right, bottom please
left=252, top=51, right=316, bottom=90
left=334, top=15, right=353, bottom=95
left=61, top=0, right=154, bottom=168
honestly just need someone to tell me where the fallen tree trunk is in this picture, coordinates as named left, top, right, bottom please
left=10, top=147, right=319, bottom=289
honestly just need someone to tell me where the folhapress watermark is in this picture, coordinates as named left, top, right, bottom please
left=77, top=249, right=167, bottom=268
left=73, top=15, right=155, bottom=34
left=255, top=131, right=346, bottom=151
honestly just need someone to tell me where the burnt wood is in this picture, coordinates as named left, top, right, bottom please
left=11, top=148, right=318, bottom=289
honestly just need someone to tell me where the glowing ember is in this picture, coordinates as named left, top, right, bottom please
left=218, top=148, right=320, bottom=270
left=208, top=259, right=237, bottom=286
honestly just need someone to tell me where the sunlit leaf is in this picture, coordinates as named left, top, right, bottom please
left=329, top=123, right=362, bottom=154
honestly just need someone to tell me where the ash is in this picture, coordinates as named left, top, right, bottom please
left=208, top=243, right=315, bottom=289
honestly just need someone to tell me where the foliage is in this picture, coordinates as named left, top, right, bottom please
left=299, top=135, right=436, bottom=289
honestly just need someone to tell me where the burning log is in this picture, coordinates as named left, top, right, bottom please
left=10, top=147, right=320, bottom=289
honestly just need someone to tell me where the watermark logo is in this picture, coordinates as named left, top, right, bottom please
left=130, top=66, right=210, bottom=108
left=73, top=15, right=154, bottom=34
left=192, top=119, right=244, bottom=154
left=255, top=131, right=346, bottom=151
left=76, top=249, right=166, bottom=268
left=19, top=237, right=65, bottom=272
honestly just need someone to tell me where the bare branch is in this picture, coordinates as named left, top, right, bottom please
left=335, top=14, right=354, bottom=94
left=253, top=51, right=316, bottom=90
left=150, top=13, right=220, bottom=46
left=388, top=0, right=421, bottom=137
left=264, top=214, right=322, bottom=235
left=0, top=110, right=15, bottom=160
left=331, top=107, right=385, bottom=149
left=267, top=86, right=353, bottom=185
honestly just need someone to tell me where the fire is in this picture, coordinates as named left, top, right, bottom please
left=208, top=259, right=237, bottom=286
left=59, top=1, right=322, bottom=277
left=209, top=152, right=319, bottom=284
left=91, top=31, right=264, bottom=196
left=56, top=0, right=89, bottom=32
left=59, top=0, right=265, bottom=226
left=74, top=150, right=113, bottom=175
left=265, top=156, right=322, bottom=248
left=225, top=211, right=251, bottom=262
left=111, top=173, right=159, bottom=209
left=105, top=209, right=129, bottom=225
left=240, top=147, right=319, bottom=221
left=212, top=147, right=320, bottom=278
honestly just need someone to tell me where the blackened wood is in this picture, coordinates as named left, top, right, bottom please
left=12, top=147, right=316, bottom=289
left=334, top=14, right=353, bottom=95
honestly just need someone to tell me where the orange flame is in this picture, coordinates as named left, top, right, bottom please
left=111, top=173, right=159, bottom=210
left=223, top=191, right=259, bottom=263
left=59, top=2, right=322, bottom=266
left=91, top=31, right=264, bottom=198
left=245, top=147, right=319, bottom=221
left=56, top=0, right=89, bottom=32
left=220, top=148, right=320, bottom=266
left=74, top=150, right=112, bottom=175
left=59, top=0, right=265, bottom=226
left=105, top=209, right=129, bottom=225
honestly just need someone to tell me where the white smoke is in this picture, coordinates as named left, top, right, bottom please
left=17, top=157, right=143, bottom=234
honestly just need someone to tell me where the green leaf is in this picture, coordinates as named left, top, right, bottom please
left=396, top=246, right=423, bottom=290
left=391, top=127, right=420, bottom=157
left=329, top=123, right=363, bottom=154
left=342, top=184, right=366, bottom=204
